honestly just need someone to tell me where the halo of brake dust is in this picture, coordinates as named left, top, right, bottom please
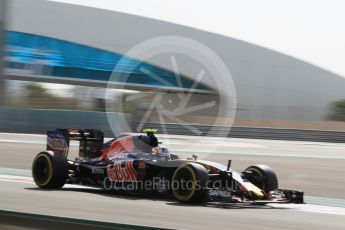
left=105, top=36, right=237, bottom=158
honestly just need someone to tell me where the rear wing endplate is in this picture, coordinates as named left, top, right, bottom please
left=47, top=129, right=104, bottom=158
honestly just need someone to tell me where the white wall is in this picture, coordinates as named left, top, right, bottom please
left=6, top=0, right=345, bottom=120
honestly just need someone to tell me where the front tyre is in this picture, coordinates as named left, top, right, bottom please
left=171, top=163, right=209, bottom=204
left=32, top=151, right=68, bottom=189
left=244, top=164, right=278, bottom=194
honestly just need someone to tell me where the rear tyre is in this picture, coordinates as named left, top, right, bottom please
left=171, top=163, right=209, bottom=204
left=244, top=165, right=278, bottom=194
left=32, top=151, right=68, bottom=189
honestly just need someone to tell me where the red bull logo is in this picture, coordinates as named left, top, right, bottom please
left=107, top=161, right=137, bottom=181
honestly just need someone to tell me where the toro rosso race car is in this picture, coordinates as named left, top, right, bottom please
left=32, top=129, right=304, bottom=204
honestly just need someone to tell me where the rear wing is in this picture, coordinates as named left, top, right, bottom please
left=47, top=129, right=104, bottom=158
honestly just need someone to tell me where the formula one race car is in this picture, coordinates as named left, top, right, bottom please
left=32, top=128, right=304, bottom=204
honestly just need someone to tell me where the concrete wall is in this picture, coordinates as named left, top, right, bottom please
left=2, top=108, right=345, bottom=143
left=0, top=107, right=116, bottom=136
left=0, top=0, right=6, bottom=106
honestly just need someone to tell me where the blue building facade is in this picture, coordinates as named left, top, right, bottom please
left=5, top=31, right=207, bottom=89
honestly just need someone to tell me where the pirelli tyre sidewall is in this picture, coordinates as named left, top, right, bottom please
left=244, top=164, right=278, bottom=195
left=32, top=151, right=68, bottom=189
left=172, top=163, right=209, bottom=204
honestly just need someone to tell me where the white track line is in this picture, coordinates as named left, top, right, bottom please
left=270, top=203, right=345, bottom=216
left=1, top=174, right=344, bottom=216
left=0, top=174, right=98, bottom=189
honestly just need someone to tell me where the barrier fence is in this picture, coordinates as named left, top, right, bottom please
left=1, top=108, right=345, bottom=143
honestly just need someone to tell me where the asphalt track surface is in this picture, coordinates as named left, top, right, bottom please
left=0, top=133, right=345, bottom=229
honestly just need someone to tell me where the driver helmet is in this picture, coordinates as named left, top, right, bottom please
left=152, top=146, right=170, bottom=156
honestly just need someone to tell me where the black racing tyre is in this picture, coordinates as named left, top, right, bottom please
left=244, top=165, right=278, bottom=194
left=32, top=151, right=68, bottom=189
left=171, top=163, right=209, bottom=204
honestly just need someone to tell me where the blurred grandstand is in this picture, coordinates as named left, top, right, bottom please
left=2, top=0, right=345, bottom=134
